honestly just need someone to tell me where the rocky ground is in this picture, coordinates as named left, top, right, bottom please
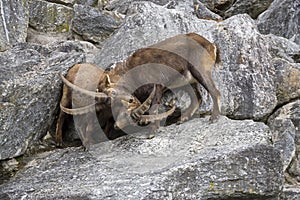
left=0, top=0, right=299, bottom=199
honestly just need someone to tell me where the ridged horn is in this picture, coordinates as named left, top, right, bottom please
left=60, top=103, right=97, bottom=115
left=131, top=85, right=156, bottom=120
left=139, top=105, right=176, bottom=123
left=60, top=74, right=108, bottom=99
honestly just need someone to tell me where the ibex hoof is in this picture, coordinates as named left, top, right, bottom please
left=209, top=115, right=219, bottom=124
left=176, top=116, right=189, bottom=125
left=147, top=133, right=155, bottom=139
left=56, top=141, right=64, bottom=148
left=82, top=145, right=90, bottom=151
left=82, top=140, right=91, bottom=151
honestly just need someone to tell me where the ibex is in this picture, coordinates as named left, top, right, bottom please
left=98, top=32, right=221, bottom=137
left=56, top=63, right=173, bottom=149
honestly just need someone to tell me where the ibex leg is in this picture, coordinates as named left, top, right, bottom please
left=177, top=83, right=202, bottom=124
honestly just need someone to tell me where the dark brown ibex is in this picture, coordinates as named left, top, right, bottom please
left=99, top=32, right=221, bottom=137
left=56, top=63, right=173, bottom=148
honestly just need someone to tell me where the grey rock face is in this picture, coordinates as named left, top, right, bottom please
left=0, top=42, right=85, bottom=160
left=281, top=186, right=300, bottom=200
left=213, top=14, right=277, bottom=120
left=257, top=0, right=300, bottom=45
left=28, top=0, right=74, bottom=33
left=268, top=100, right=300, bottom=184
left=0, top=0, right=28, bottom=51
left=0, top=117, right=283, bottom=199
left=72, top=4, right=121, bottom=45
left=104, top=0, right=175, bottom=14
left=193, top=0, right=222, bottom=20
left=272, top=59, right=300, bottom=105
left=199, top=0, right=274, bottom=18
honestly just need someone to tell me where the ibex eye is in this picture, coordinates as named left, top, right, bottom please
left=110, top=90, right=117, bottom=96
left=129, top=98, right=134, bottom=103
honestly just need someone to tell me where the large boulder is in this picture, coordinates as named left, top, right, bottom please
left=0, top=0, right=28, bottom=51
left=268, top=100, right=300, bottom=182
left=0, top=117, right=283, bottom=199
left=72, top=4, right=121, bottom=45
left=0, top=41, right=86, bottom=160
left=199, top=0, right=274, bottom=18
left=268, top=100, right=300, bottom=199
left=257, top=0, right=300, bottom=45
left=28, top=0, right=74, bottom=33
left=104, top=0, right=176, bottom=14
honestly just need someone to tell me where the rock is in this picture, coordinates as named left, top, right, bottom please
left=28, top=0, right=74, bottom=33
left=193, top=0, right=223, bottom=21
left=72, top=4, right=121, bottom=45
left=266, top=35, right=300, bottom=63
left=26, top=27, right=70, bottom=45
left=199, top=0, right=274, bottom=19
left=257, top=0, right=300, bottom=45
left=268, top=100, right=300, bottom=183
left=0, top=117, right=283, bottom=199
left=76, top=0, right=98, bottom=7
left=94, top=1, right=280, bottom=120
left=213, top=14, right=278, bottom=120
left=281, top=186, right=300, bottom=200
left=272, top=59, right=300, bottom=105
left=263, top=35, right=300, bottom=106
left=104, top=0, right=213, bottom=16
left=0, top=41, right=86, bottom=160
left=0, top=0, right=28, bottom=51
left=104, top=0, right=173, bottom=14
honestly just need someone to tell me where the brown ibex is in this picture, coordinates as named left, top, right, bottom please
left=56, top=63, right=173, bottom=149
left=99, top=32, right=221, bottom=137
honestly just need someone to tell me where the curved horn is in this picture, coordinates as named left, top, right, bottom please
left=131, top=85, right=156, bottom=120
left=60, top=103, right=97, bottom=115
left=114, top=105, right=176, bottom=130
left=139, top=105, right=176, bottom=123
left=60, top=74, right=108, bottom=99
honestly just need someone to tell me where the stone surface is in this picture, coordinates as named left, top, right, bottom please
left=0, top=41, right=86, bottom=160
left=104, top=0, right=173, bottom=14
left=193, top=0, right=222, bottom=20
left=199, top=0, right=274, bottom=19
left=268, top=100, right=300, bottom=184
left=26, top=27, right=70, bottom=45
left=28, top=0, right=74, bottom=33
left=281, top=186, right=300, bottom=200
left=257, top=0, right=300, bottom=45
left=272, top=59, right=300, bottom=105
left=72, top=4, right=121, bottom=45
left=0, top=117, right=283, bottom=199
left=0, top=0, right=28, bottom=51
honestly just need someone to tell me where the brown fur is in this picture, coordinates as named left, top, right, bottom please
left=101, top=33, right=221, bottom=136
left=56, top=63, right=128, bottom=149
